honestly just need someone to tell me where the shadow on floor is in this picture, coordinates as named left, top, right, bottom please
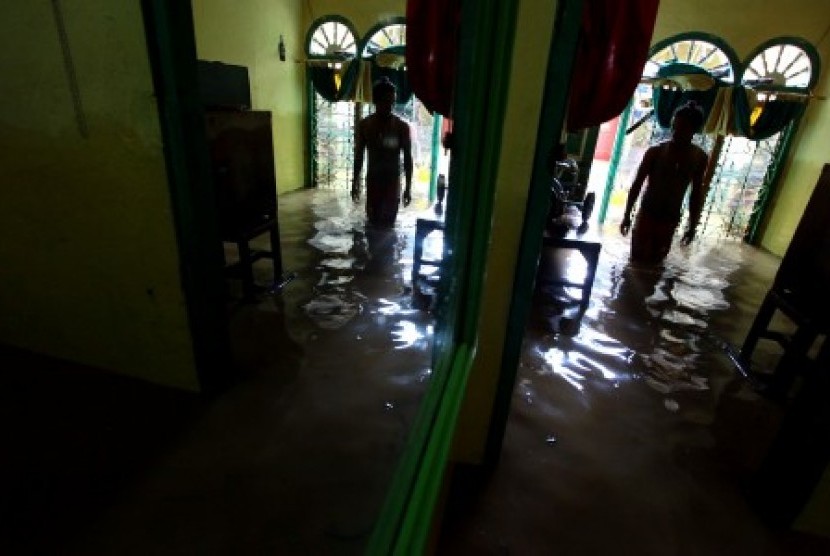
left=0, top=345, right=204, bottom=555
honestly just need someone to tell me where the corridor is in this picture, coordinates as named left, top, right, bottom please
left=2, top=189, right=828, bottom=554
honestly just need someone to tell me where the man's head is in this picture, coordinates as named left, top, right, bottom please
left=671, top=101, right=705, bottom=144
left=373, top=78, right=396, bottom=117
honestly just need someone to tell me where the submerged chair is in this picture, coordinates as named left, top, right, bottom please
left=740, top=164, right=830, bottom=398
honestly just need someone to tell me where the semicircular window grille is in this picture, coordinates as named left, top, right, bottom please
left=306, top=19, right=357, bottom=57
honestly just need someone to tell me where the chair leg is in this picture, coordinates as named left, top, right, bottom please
left=268, top=220, right=284, bottom=279
left=740, top=291, right=777, bottom=365
left=578, top=244, right=600, bottom=317
left=768, top=325, right=819, bottom=399
left=238, top=240, right=256, bottom=300
left=412, top=220, right=427, bottom=292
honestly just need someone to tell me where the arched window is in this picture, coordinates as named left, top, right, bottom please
left=741, top=37, right=820, bottom=89
left=610, top=33, right=735, bottom=202
left=306, top=16, right=359, bottom=189
left=361, top=18, right=406, bottom=58
left=645, top=32, right=740, bottom=83
left=600, top=32, right=822, bottom=243
left=305, top=16, right=358, bottom=58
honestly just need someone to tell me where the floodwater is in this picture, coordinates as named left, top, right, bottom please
left=71, top=189, right=437, bottom=555
left=441, top=228, right=830, bottom=554
left=64, top=188, right=828, bottom=555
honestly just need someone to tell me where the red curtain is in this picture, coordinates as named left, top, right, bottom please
left=566, top=0, right=660, bottom=132
left=406, top=0, right=461, bottom=117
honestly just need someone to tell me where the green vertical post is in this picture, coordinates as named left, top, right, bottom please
left=428, top=114, right=443, bottom=202
left=598, top=102, right=632, bottom=224
left=745, top=119, right=799, bottom=244
left=140, top=0, right=232, bottom=393
left=365, top=0, right=522, bottom=551
left=485, top=0, right=584, bottom=466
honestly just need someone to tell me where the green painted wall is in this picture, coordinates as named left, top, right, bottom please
left=0, top=0, right=198, bottom=390
left=305, top=0, right=405, bottom=37
left=192, top=0, right=306, bottom=193
left=452, top=0, right=558, bottom=464
left=653, top=0, right=830, bottom=256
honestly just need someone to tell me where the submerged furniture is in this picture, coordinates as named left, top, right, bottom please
left=538, top=227, right=602, bottom=335
left=739, top=164, right=830, bottom=398
left=748, top=338, right=830, bottom=527
left=205, top=109, right=286, bottom=300
left=412, top=216, right=445, bottom=308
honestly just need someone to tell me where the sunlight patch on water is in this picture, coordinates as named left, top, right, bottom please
left=308, top=232, right=354, bottom=255
left=316, top=272, right=354, bottom=287
left=640, top=347, right=709, bottom=394
left=319, top=257, right=356, bottom=270
left=660, top=309, right=708, bottom=328
left=536, top=339, right=627, bottom=393
left=673, top=282, right=730, bottom=312
left=303, top=294, right=363, bottom=329
left=392, top=320, right=426, bottom=350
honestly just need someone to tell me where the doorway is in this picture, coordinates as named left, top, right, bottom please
left=307, top=16, right=447, bottom=207
left=596, top=33, right=820, bottom=244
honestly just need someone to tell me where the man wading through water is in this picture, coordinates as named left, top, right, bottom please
left=351, top=77, right=413, bottom=227
left=620, top=101, right=708, bottom=265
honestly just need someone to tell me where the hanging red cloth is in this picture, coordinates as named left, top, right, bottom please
left=566, top=0, right=660, bottom=132
left=406, top=0, right=461, bottom=117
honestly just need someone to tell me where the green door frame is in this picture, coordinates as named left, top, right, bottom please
left=304, top=15, right=360, bottom=189
left=140, top=0, right=545, bottom=551
left=428, top=114, right=443, bottom=202
left=140, top=0, right=232, bottom=394
left=483, top=0, right=584, bottom=466
left=366, top=0, right=524, bottom=552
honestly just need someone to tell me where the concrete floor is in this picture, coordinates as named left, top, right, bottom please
left=2, top=188, right=829, bottom=554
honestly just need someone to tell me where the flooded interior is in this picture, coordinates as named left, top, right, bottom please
left=3, top=187, right=829, bottom=554
left=439, top=229, right=830, bottom=554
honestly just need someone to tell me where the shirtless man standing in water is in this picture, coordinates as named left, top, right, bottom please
left=352, top=78, right=413, bottom=227
left=620, top=101, right=708, bottom=265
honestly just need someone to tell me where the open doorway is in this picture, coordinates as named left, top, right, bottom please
left=172, top=4, right=457, bottom=553
left=308, top=17, right=448, bottom=209
left=596, top=34, right=819, bottom=244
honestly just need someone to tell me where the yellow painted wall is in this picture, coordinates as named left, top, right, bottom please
left=759, top=37, right=830, bottom=254
left=0, top=0, right=198, bottom=390
left=305, top=0, right=405, bottom=37
left=653, top=0, right=829, bottom=58
left=452, top=0, right=559, bottom=463
left=653, top=0, right=830, bottom=255
left=192, top=0, right=306, bottom=194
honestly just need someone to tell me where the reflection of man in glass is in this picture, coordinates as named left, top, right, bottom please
left=620, top=101, right=708, bottom=265
left=351, top=78, right=413, bottom=227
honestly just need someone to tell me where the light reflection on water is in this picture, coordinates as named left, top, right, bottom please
left=300, top=190, right=432, bottom=374
left=392, top=320, right=427, bottom=350
left=525, top=231, right=745, bottom=402
left=535, top=325, right=632, bottom=392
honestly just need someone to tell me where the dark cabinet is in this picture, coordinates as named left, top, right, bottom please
left=205, top=109, right=284, bottom=299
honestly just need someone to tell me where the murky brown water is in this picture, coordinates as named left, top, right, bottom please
left=440, top=227, right=830, bottom=554
left=64, top=188, right=828, bottom=555
left=72, top=189, right=435, bottom=555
